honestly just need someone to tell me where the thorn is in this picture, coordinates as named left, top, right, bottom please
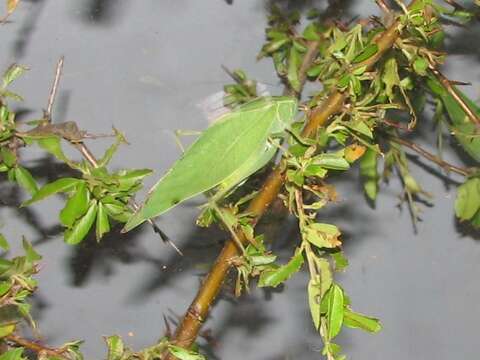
left=151, top=221, right=183, bottom=256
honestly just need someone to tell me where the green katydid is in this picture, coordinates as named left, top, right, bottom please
left=122, top=96, right=298, bottom=236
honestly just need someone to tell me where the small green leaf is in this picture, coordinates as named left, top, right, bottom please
left=0, top=148, right=16, bottom=168
left=287, top=47, right=301, bottom=92
left=382, top=58, right=400, bottom=101
left=0, top=281, right=12, bottom=297
left=22, top=238, right=41, bottom=263
left=105, top=335, right=124, bottom=360
left=167, top=345, right=206, bottom=360
left=0, top=234, right=9, bottom=251
left=116, top=169, right=152, bottom=190
left=326, top=284, right=344, bottom=340
left=313, top=154, right=350, bottom=171
left=261, top=38, right=290, bottom=55
left=360, top=148, right=378, bottom=201
left=348, top=121, right=373, bottom=139
left=97, top=130, right=128, bottom=168
left=343, top=309, right=382, bottom=333
left=413, top=57, right=428, bottom=76
left=258, top=249, right=304, bottom=288
left=303, top=223, right=342, bottom=248
left=331, top=250, right=349, bottom=271
left=64, top=201, right=98, bottom=245
left=36, top=136, right=71, bottom=164
left=455, top=178, right=480, bottom=221
left=2, top=64, right=28, bottom=88
left=22, top=178, right=80, bottom=206
left=0, top=324, right=15, bottom=338
left=0, top=348, right=25, bottom=360
left=60, top=182, right=90, bottom=227
left=303, top=23, right=320, bottom=41
left=96, top=202, right=111, bottom=241
left=308, top=277, right=322, bottom=330
left=352, top=44, right=378, bottom=64
left=14, top=167, right=38, bottom=195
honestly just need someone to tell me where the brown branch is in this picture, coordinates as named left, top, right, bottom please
left=390, top=136, right=472, bottom=176
left=429, top=66, right=480, bottom=127
left=6, top=334, right=67, bottom=358
left=46, top=56, right=64, bottom=121
left=165, top=5, right=410, bottom=357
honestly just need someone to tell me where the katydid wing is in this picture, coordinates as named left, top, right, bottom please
left=122, top=96, right=297, bottom=232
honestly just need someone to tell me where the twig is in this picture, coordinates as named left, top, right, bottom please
left=6, top=334, right=67, bottom=358
left=45, top=56, right=64, bottom=121
left=390, top=136, right=472, bottom=176
left=429, top=66, right=480, bottom=127
left=44, top=58, right=182, bottom=255
left=164, top=7, right=409, bottom=357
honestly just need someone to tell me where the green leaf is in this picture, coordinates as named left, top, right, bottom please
left=123, top=98, right=297, bottom=232
left=22, top=178, right=80, bottom=206
left=303, top=223, right=342, bottom=248
left=360, top=148, right=378, bottom=201
left=167, top=345, right=206, bottom=360
left=455, top=178, right=480, bottom=221
left=0, top=234, right=9, bottom=251
left=308, top=277, right=322, bottom=330
left=22, top=238, right=41, bottom=263
left=261, top=38, right=290, bottom=55
left=60, top=182, right=90, bottom=227
left=287, top=47, right=301, bottom=92
left=258, top=249, right=304, bottom=288
left=97, top=129, right=128, bottom=168
left=36, top=136, right=71, bottom=164
left=326, top=284, right=344, bottom=340
left=382, top=58, right=400, bottom=101
left=313, top=154, right=350, bottom=171
left=331, top=250, right=349, bottom=271
left=116, top=169, right=152, bottom=190
left=64, top=201, right=98, bottom=245
left=0, top=148, right=16, bottom=168
left=0, top=348, right=25, bottom=360
left=348, top=121, right=373, bottom=139
left=343, top=309, right=382, bottom=333
left=0, top=281, right=12, bottom=297
left=96, top=202, right=111, bottom=241
left=2, top=64, right=28, bottom=88
left=0, top=324, right=15, bottom=338
left=413, top=57, right=428, bottom=76
left=105, top=335, right=124, bottom=360
left=352, top=44, right=378, bottom=64
left=14, top=167, right=38, bottom=196
left=303, top=23, right=320, bottom=41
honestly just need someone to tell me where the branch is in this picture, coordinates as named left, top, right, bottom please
left=165, top=4, right=412, bottom=356
left=44, top=58, right=182, bottom=255
left=390, top=136, right=472, bottom=177
left=6, top=334, right=67, bottom=358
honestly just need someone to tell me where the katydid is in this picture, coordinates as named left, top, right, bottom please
left=122, top=96, right=297, bottom=234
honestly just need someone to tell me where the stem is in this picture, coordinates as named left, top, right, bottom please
left=165, top=5, right=411, bottom=356
left=6, top=334, right=67, bottom=358
left=390, top=136, right=472, bottom=176
left=429, top=66, right=480, bottom=127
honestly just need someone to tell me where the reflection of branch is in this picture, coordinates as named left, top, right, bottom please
left=6, top=334, right=67, bottom=358
left=165, top=4, right=411, bottom=357
left=429, top=66, right=480, bottom=126
left=391, top=136, right=472, bottom=176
